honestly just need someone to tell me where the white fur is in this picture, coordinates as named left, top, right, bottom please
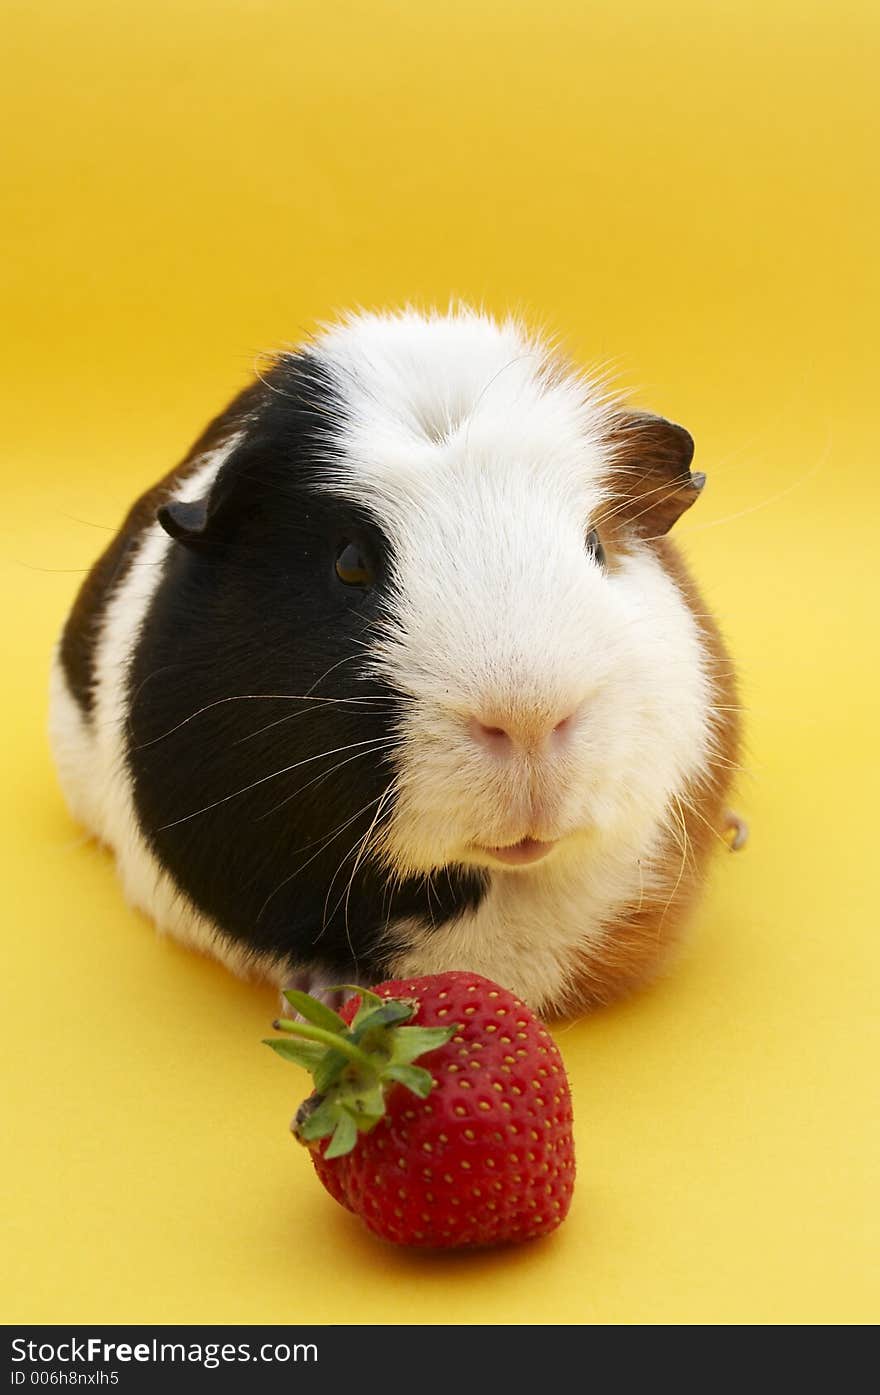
left=50, top=307, right=715, bottom=1014
left=311, top=308, right=713, bottom=1011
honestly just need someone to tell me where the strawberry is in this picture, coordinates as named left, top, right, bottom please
left=265, top=971, right=576, bottom=1248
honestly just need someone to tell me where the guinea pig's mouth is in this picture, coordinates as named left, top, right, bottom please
left=474, top=837, right=557, bottom=867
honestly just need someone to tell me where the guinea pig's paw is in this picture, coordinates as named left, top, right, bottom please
left=279, top=968, right=359, bottom=1019
left=723, top=809, right=749, bottom=851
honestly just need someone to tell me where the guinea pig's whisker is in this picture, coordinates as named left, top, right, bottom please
left=132, top=691, right=392, bottom=750
left=322, top=780, right=397, bottom=933
left=662, top=798, right=687, bottom=865
left=293, top=796, right=389, bottom=872
left=422, top=871, right=440, bottom=929
left=656, top=797, right=692, bottom=930
left=262, top=751, right=395, bottom=833
left=463, top=353, right=540, bottom=452
left=256, top=737, right=397, bottom=820
left=303, top=650, right=370, bottom=697
left=598, top=468, right=696, bottom=527
left=677, top=446, right=827, bottom=536
left=673, top=794, right=699, bottom=870
left=233, top=703, right=396, bottom=748
left=58, top=512, right=117, bottom=532
left=602, top=471, right=700, bottom=531
left=675, top=790, right=734, bottom=852
left=13, top=562, right=100, bottom=574
left=376, top=857, right=407, bottom=938
left=341, top=781, right=399, bottom=952
left=704, top=751, right=750, bottom=774
left=254, top=791, right=390, bottom=925
left=634, top=855, right=646, bottom=917
left=157, top=737, right=393, bottom=830
left=312, top=785, right=397, bottom=947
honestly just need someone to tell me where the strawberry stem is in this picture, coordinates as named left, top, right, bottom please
left=265, top=989, right=458, bottom=1157
left=272, top=1018, right=376, bottom=1072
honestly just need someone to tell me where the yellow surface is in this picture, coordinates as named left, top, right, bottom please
left=2, top=0, right=878, bottom=1326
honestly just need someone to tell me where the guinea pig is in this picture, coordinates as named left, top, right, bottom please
left=49, top=306, right=742, bottom=1017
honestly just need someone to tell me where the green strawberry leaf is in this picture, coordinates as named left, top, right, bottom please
left=324, top=1110, right=359, bottom=1159
left=347, top=1083, right=387, bottom=1124
left=296, top=1096, right=341, bottom=1142
left=384, top=1064, right=434, bottom=1098
left=273, top=990, right=458, bottom=1155
left=350, top=1000, right=415, bottom=1040
left=390, top=1025, right=457, bottom=1065
left=262, top=1037, right=325, bottom=1071
left=281, top=990, right=347, bottom=1033
left=312, top=1047, right=355, bottom=1095
left=326, top=985, right=385, bottom=1027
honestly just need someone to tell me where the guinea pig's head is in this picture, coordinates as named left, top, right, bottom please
left=157, top=307, right=713, bottom=898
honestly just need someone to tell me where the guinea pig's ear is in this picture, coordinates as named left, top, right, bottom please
left=605, top=411, right=706, bottom=538
left=156, top=469, right=246, bottom=547
left=157, top=499, right=211, bottom=546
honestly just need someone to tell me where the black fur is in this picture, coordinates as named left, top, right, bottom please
left=126, top=355, right=487, bottom=981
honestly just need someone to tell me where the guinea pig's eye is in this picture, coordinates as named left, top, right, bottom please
left=585, top=528, right=606, bottom=569
left=334, top=539, right=375, bottom=588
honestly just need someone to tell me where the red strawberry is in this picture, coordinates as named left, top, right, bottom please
left=265, top=971, right=576, bottom=1248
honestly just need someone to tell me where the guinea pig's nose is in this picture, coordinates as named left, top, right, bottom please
left=467, top=707, right=577, bottom=754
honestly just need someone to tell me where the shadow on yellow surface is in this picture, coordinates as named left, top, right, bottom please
left=2, top=0, right=877, bottom=1324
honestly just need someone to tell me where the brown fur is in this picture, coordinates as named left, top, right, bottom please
left=564, top=424, right=741, bottom=1013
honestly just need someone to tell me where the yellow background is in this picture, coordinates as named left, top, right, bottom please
left=3, top=0, right=878, bottom=1325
